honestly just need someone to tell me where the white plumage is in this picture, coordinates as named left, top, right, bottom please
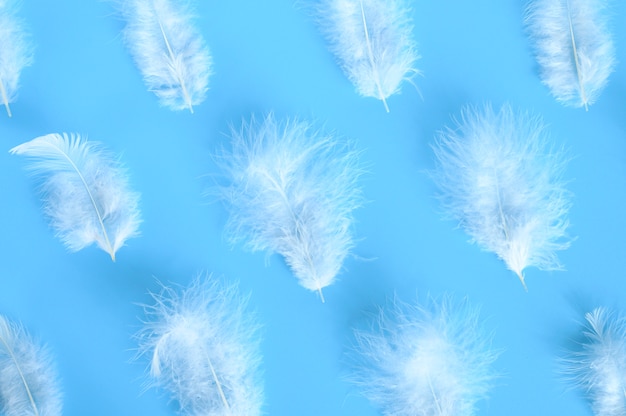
left=564, top=308, right=626, bottom=416
left=0, top=315, right=62, bottom=416
left=316, top=0, right=419, bottom=112
left=117, top=0, right=212, bottom=112
left=10, top=133, right=141, bottom=261
left=0, top=0, right=33, bottom=117
left=524, top=0, right=615, bottom=110
left=216, top=114, right=363, bottom=301
left=350, top=295, right=499, bottom=416
left=432, top=104, right=572, bottom=289
left=136, top=275, right=263, bottom=416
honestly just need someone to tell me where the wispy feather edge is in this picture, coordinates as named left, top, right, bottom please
left=117, top=0, right=212, bottom=112
left=563, top=308, right=626, bottom=416
left=0, top=315, right=62, bottom=416
left=431, top=103, right=572, bottom=289
left=316, top=0, right=420, bottom=112
left=0, top=0, right=33, bottom=117
left=350, top=295, right=499, bottom=416
left=215, top=114, right=363, bottom=301
left=10, top=133, right=141, bottom=260
left=136, top=275, right=263, bottom=416
left=524, top=0, right=615, bottom=109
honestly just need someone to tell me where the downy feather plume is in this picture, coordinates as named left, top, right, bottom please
left=315, top=0, right=420, bottom=112
left=215, top=114, right=363, bottom=302
left=116, top=0, right=212, bottom=112
left=563, top=308, right=626, bottom=416
left=0, top=315, right=62, bottom=416
left=350, top=295, right=499, bottom=416
left=524, top=0, right=615, bottom=110
left=10, top=133, right=141, bottom=261
left=0, top=0, right=33, bottom=118
left=136, top=275, right=263, bottom=416
left=431, top=103, right=572, bottom=289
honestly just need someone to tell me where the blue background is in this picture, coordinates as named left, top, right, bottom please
left=1, top=0, right=625, bottom=415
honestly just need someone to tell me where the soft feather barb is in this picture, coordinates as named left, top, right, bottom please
left=0, top=0, right=33, bottom=117
left=524, top=0, right=615, bottom=110
left=136, top=275, right=263, bottom=416
left=315, top=0, right=420, bottom=112
left=215, top=114, right=363, bottom=301
left=563, top=308, right=626, bottom=416
left=10, top=133, right=141, bottom=260
left=0, top=315, right=62, bottom=416
left=350, top=295, right=499, bottom=416
left=431, top=103, right=572, bottom=289
left=116, top=0, right=212, bottom=112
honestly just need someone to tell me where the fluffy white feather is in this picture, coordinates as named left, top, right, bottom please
left=0, top=315, right=62, bottom=416
left=10, top=133, right=141, bottom=261
left=215, top=114, right=363, bottom=301
left=431, top=104, right=572, bottom=289
left=564, top=308, right=626, bottom=416
left=350, top=295, right=499, bottom=416
left=136, top=275, right=263, bottom=416
left=524, top=0, right=615, bottom=110
left=0, top=0, right=33, bottom=117
left=116, top=0, right=212, bottom=112
left=315, top=0, right=420, bottom=112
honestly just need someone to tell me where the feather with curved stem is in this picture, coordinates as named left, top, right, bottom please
left=136, top=275, right=263, bottom=416
left=524, top=0, right=615, bottom=110
left=0, top=0, right=33, bottom=118
left=215, top=114, right=363, bottom=302
left=315, top=0, right=420, bottom=112
left=115, top=0, right=212, bottom=112
left=350, top=295, right=499, bottom=416
left=431, top=103, right=572, bottom=289
left=563, top=308, right=626, bottom=416
left=10, top=133, right=141, bottom=261
left=0, top=315, right=62, bottom=416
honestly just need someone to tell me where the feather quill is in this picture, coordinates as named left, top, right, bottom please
left=563, top=308, right=626, bottom=416
left=215, top=114, right=363, bottom=301
left=350, top=295, right=499, bottom=416
left=524, top=0, right=615, bottom=110
left=315, top=0, right=420, bottom=112
left=10, top=133, right=141, bottom=261
left=116, top=0, right=212, bottom=112
left=0, top=315, right=62, bottom=416
left=136, top=275, right=263, bottom=416
left=0, top=0, right=33, bottom=117
left=431, top=103, right=572, bottom=289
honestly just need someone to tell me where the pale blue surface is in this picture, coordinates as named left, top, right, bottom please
left=1, top=1, right=625, bottom=415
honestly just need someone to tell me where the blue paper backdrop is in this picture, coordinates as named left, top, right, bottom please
left=1, top=1, right=625, bottom=415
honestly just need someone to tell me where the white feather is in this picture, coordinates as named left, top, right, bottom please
left=524, top=0, right=615, bottom=110
left=563, top=308, right=626, bottom=416
left=315, top=0, right=420, bottom=112
left=350, top=295, right=499, bottom=416
left=10, top=133, right=141, bottom=261
left=215, top=114, right=363, bottom=301
left=116, top=0, right=212, bottom=112
left=0, top=0, right=33, bottom=117
left=431, top=103, right=572, bottom=289
left=136, top=275, right=263, bottom=416
left=0, top=315, right=62, bottom=416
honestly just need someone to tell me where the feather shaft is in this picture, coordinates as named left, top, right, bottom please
left=137, top=275, right=263, bottom=416
left=10, top=133, right=141, bottom=260
left=431, top=104, right=572, bottom=288
left=0, top=0, right=33, bottom=117
left=215, top=114, right=363, bottom=299
left=0, top=316, right=62, bottom=416
left=359, top=1, right=389, bottom=113
left=524, top=0, right=615, bottom=108
left=0, top=332, right=38, bottom=415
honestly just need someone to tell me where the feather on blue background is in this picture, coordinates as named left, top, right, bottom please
left=0, top=0, right=625, bottom=414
